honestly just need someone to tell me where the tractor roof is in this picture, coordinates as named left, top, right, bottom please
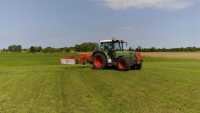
left=100, top=39, right=126, bottom=43
left=100, top=40, right=112, bottom=43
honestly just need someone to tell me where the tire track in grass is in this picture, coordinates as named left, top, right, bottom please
left=57, top=66, right=120, bottom=113
left=76, top=69, right=143, bottom=113
left=61, top=69, right=78, bottom=113
left=60, top=68, right=98, bottom=113
left=49, top=67, right=72, bottom=113
left=25, top=66, right=63, bottom=113
left=62, top=65, right=200, bottom=113
left=143, top=68, right=200, bottom=112
left=0, top=68, right=32, bottom=113
left=22, top=67, right=48, bottom=113
left=78, top=69, right=180, bottom=113
left=126, top=69, right=200, bottom=113
left=0, top=66, right=58, bottom=113
left=74, top=69, right=113, bottom=113
left=7, top=68, right=45, bottom=113
left=56, top=66, right=91, bottom=113
left=0, top=67, right=30, bottom=90
left=56, top=69, right=67, bottom=113
left=125, top=63, right=200, bottom=113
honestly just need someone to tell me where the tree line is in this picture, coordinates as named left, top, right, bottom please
left=141, top=47, right=200, bottom=52
left=1, top=42, right=98, bottom=53
left=1, top=44, right=200, bottom=53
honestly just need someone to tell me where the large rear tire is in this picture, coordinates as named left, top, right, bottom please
left=93, top=53, right=107, bottom=69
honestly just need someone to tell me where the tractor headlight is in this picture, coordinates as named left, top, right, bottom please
left=108, top=59, right=112, bottom=63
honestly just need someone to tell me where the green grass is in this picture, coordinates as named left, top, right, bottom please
left=0, top=53, right=200, bottom=113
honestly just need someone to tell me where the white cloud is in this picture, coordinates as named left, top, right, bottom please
left=101, top=0, right=196, bottom=10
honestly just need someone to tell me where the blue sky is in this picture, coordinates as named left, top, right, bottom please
left=0, top=0, right=199, bottom=48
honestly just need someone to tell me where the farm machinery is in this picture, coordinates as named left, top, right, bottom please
left=62, top=39, right=143, bottom=71
left=92, top=39, right=143, bottom=70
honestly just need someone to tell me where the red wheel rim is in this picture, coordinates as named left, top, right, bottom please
left=94, top=56, right=103, bottom=69
left=118, top=61, right=125, bottom=70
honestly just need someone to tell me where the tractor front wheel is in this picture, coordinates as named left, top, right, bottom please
left=117, top=58, right=129, bottom=71
left=93, top=53, right=107, bottom=69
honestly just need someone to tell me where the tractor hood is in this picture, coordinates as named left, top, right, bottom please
left=115, top=51, right=135, bottom=58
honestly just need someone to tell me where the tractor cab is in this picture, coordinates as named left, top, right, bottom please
left=100, top=40, right=127, bottom=51
left=99, top=39, right=133, bottom=59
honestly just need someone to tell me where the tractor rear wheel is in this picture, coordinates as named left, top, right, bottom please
left=93, top=53, right=107, bottom=69
left=117, top=58, right=129, bottom=71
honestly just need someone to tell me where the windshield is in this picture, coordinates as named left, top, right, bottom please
left=113, top=42, right=127, bottom=50
left=114, top=42, right=121, bottom=50
left=100, top=42, right=113, bottom=50
left=100, top=41, right=128, bottom=51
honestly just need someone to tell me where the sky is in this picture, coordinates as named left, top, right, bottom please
left=0, top=0, right=200, bottom=48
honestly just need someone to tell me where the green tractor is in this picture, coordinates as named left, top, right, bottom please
left=92, top=39, right=143, bottom=71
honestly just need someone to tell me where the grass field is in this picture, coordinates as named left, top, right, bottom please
left=143, top=52, right=200, bottom=60
left=0, top=52, right=200, bottom=113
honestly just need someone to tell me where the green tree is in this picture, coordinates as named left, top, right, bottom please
left=42, top=47, right=56, bottom=53
left=30, top=46, right=42, bottom=53
left=8, top=45, right=22, bottom=52
left=75, top=42, right=98, bottom=52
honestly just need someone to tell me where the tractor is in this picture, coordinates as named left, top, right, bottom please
left=92, top=39, right=143, bottom=71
